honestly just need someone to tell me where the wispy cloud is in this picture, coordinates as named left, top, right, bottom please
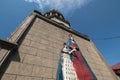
left=24, top=0, right=92, bottom=14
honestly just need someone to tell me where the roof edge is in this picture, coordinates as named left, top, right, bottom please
left=33, top=11, right=90, bottom=41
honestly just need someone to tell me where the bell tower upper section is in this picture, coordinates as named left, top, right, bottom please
left=44, top=9, right=70, bottom=27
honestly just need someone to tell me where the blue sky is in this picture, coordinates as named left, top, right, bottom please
left=0, top=0, right=120, bottom=66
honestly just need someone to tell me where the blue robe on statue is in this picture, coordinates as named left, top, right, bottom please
left=56, top=51, right=63, bottom=80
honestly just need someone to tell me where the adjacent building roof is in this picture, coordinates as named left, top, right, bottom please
left=112, top=62, right=120, bottom=76
left=112, top=62, right=120, bottom=70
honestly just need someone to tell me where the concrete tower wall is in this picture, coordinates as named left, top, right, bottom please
left=0, top=11, right=118, bottom=80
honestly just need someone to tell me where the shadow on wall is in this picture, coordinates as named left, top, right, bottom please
left=0, top=13, right=36, bottom=79
left=0, top=50, right=20, bottom=79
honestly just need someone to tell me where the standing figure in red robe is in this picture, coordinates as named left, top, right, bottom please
left=67, top=34, right=97, bottom=80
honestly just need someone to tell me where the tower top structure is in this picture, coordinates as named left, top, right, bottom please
left=44, top=9, right=70, bottom=27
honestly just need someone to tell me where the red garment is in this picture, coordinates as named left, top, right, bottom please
left=71, top=43, right=94, bottom=80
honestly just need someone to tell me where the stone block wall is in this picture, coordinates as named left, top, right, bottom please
left=0, top=11, right=118, bottom=80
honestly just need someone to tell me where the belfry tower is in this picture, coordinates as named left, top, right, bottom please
left=0, top=10, right=118, bottom=80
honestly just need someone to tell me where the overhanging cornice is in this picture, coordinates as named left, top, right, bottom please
left=0, top=39, right=17, bottom=49
left=33, top=11, right=90, bottom=41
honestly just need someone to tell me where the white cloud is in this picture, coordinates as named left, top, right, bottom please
left=24, top=0, right=92, bottom=14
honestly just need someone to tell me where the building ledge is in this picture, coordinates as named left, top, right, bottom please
left=0, top=39, right=17, bottom=49
left=33, top=10, right=90, bottom=41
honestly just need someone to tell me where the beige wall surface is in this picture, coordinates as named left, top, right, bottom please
left=0, top=12, right=118, bottom=80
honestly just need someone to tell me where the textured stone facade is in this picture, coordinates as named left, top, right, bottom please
left=0, top=10, right=118, bottom=80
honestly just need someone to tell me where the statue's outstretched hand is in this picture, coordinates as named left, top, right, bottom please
left=73, top=47, right=77, bottom=51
